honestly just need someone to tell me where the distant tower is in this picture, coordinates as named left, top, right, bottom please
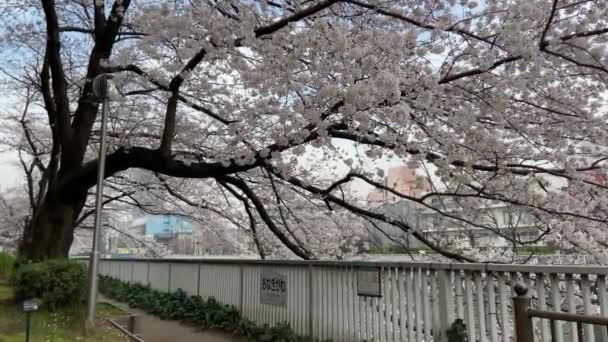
left=366, top=165, right=430, bottom=204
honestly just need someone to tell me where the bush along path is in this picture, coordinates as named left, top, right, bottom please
left=99, top=276, right=331, bottom=342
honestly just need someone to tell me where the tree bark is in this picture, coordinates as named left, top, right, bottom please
left=20, top=195, right=83, bottom=261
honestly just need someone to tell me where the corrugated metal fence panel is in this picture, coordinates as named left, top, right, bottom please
left=148, top=262, right=170, bottom=292
left=132, top=261, right=148, bottom=285
left=169, top=262, right=198, bottom=295
left=199, top=263, right=240, bottom=307
left=311, top=266, right=358, bottom=341
left=99, top=260, right=110, bottom=276
left=242, top=264, right=310, bottom=336
left=119, top=261, right=133, bottom=283
left=104, top=260, right=112, bottom=277
left=109, top=260, right=121, bottom=279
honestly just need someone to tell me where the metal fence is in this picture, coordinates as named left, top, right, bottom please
left=96, top=258, right=608, bottom=342
left=513, top=282, right=608, bottom=342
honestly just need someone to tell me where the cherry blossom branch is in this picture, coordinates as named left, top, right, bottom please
left=68, top=0, right=133, bottom=168
left=103, top=63, right=236, bottom=124
left=215, top=179, right=266, bottom=259
left=438, top=56, right=522, bottom=84
left=344, top=0, right=499, bottom=47
left=18, top=150, right=36, bottom=213
left=59, top=25, right=146, bottom=37
left=461, top=183, right=608, bottom=225
left=155, top=174, right=259, bottom=236
left=539, top=0, right=559, bottom=49
left=265, top=170, right=311, bottom=254
left=542, top=48, right=608, bottom=75
left=332, top=172, right=534, bottom=246
left=218, top=175, right=313, bottom=259
left=261, top=164, right=477, bottom=262
left=74, top=190, right=136, bottom=227
left=160, top=48, right=208, bottom=155
left=328, top=129, right=608, bottom=179
left=560, top=27, right=608, bottom=41
left=40, top=0, right=73, bottom=147
left=253, top=0, right=340, bottom=37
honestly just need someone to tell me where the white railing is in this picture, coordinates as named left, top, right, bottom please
left=96, top=258, right=608, bottom=342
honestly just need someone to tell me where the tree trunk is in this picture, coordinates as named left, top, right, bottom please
left=20, top=200, right=80, bottom=261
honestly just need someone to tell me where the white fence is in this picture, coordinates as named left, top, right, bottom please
left=97, top=258, right=608, bottom=342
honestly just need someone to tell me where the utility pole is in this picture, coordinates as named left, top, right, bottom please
left=86, top=73, right=113, bottom=323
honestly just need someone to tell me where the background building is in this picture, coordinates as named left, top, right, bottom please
left=105, top=214, right=242, bottom=257
left=367, top=166, right=430, bottom=204
left=364, top=165, right=548, bottom=254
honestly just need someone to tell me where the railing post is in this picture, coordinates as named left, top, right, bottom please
left=128, top=314, right=136, bottom=334
left=167, top=263, right=172, bottom=292
left=513, top=282, right=534, bottom=342
left=239, top=263, right=244, bottom=313
left=436, top=269, right=454, bottom=342
left=308, top=263, right=314, bottom=338
left=197, top=264, right=202, bottom=296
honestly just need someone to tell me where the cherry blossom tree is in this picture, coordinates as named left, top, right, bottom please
left=0, top=190, right=29, bottom=250
left=1, top=0, right=608, bottom=262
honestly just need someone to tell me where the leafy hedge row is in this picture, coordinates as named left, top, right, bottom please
left=99, top=275, right=331, bottom=342
left=12, top=259, right=86, bottom=311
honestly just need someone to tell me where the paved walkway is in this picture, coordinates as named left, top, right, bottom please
left=100, top=297, right=243, bottom=342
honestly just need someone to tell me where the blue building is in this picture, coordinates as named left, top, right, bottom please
left=144, top=215, right=193, bottom=238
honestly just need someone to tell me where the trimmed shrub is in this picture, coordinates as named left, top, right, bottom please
left=447, top=318, right=468, bottom=342
left=12, top=259, right=86, bottom=310
left=0, top=251, right=14, bottom=280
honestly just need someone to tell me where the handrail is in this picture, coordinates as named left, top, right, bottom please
left=527, top=309, right=608, bottom=325
left=79, top=257, right=608, bottom=275
left=108, top=315, right=143, bottom=342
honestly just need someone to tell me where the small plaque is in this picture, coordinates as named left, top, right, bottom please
left=23, top=299, right=38, bottom=312
left=357, top=268, right=382, bottom=297
left=260, top=270, right=287, bottom=306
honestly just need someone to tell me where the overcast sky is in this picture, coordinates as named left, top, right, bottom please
left=0, top=90, right=24, bottom=189
left=0, top=151, right=21, bottom=188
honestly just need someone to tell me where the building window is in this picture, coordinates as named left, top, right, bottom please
left=432, top=215, right=442, bottom=229
left=431, top=198, right=442, bottom=208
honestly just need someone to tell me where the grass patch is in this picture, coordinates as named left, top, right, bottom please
left=0, top=283, right=128, bottom=342
left=0, top=252, right=14, bottom=281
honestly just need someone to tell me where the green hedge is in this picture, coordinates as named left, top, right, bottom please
left=447, top=318, right=468, bottom=342
left=12, top=259, right=86, bottom=310
left=0, top=251, right=14, bottom=279
left=517, top=246, right=558, bottom=255
left=368, top=245, right=433, bottom=254
left=99, top=275, right=330, bottom=342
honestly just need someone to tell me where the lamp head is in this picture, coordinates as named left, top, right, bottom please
left=92, top=73, right=115, bottom=99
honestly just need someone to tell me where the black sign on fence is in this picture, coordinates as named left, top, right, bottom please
left=260, top=270, right=287, bottom=306
left=357, top=267, right=382, bottom=297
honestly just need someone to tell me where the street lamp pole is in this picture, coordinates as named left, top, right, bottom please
left=86, top=74, right=113, bottom=323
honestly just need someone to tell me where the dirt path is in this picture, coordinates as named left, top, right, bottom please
left=100, top=297, right=244, bottom=342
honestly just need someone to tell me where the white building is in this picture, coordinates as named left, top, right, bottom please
left=366, top=198, right=546, bottom=252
